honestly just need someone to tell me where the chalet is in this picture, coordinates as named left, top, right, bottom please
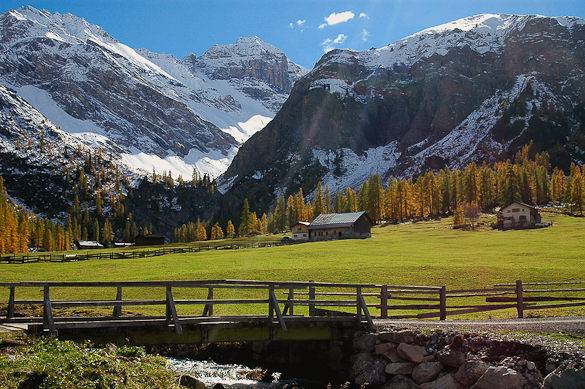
left=308, top=211, right=372, bottom=241
left=291, top=221, right=310, bottom=241
left=74, top=240, right=104, bottom=250
left=497, top=202, right=542, bottom=229
left=134, top=234, right=165, bottom=246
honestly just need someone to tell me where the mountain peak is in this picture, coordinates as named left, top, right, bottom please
left=203, top=36, right=283, bottom=60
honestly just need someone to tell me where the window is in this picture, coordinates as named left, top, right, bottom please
left=512, top=208, right=520, bottom=212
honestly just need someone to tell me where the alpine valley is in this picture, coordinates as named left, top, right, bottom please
left=2, top=7, right=585, bottom=234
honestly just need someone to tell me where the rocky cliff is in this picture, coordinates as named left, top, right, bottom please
left=221, top=14, right=585, bottom=210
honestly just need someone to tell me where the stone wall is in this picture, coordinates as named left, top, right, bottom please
left=350, top=329, right=585, bottom=388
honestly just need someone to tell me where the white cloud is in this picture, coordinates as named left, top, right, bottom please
left=289, top=19, right=306, bottom=31
left=321, top=33, right=348, bottom=53
left=360, top=29, right=370, bottom=42
left=319, top=10, right=355, bottom=28
left=359, top=12, right=368, bottom=19
left=333, top=33, right=347, bottom=44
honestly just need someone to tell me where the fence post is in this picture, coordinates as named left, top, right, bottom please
left=287, top=288, right=295, bottom=316
left=7, top=286, right=15, bottom=319
left=356, top=286, right=362, bottom=321
left=113, top=286, right=123, bottom=317
left=202, top=287, right=214, bottom=316
left=268, top=284, right=274, bottom=322
left=515, top=280, right=524, bottom=319
left=308, top=281, right=316, bottom=316
left=439, top=286, right=447, bottom=321
left=380, top=285, right=388, bottom=319
left=43, top=285, right=56, bottom=335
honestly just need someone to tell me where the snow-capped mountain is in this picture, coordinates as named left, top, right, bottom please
left=0, top=84, right=121, bottom=217
left=0, top=6, right=305, bottom=178
left=222, top=14, right=585, bottom=208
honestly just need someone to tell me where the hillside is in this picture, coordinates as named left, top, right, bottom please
left=0, top=6, right=305, bottom=179
left=222, top=14, right=585, bottom=210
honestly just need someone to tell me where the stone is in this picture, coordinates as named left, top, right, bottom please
left=179, top=374, right=206, bottom=389
left=420, top=374, right=459, bottom=389
left=385, top=362, right=415, bottom=375
left=526, top=361, right=536, bottom=371
left=438, top=347, right=466, bottom=368
left=353, top=334, right=377, bottom=352
left=412, top=362, right=443, bottom=384
left=397, top=343, right=426, bottom=363
left=378, top=330, right=417, bottom=344
left=454, top=361, right=489, bottom=387
left=351, top=353, right=374, bottom=379
left=471, top=366, right=525, bottom=389
left=386, top=350, right=404, bottom=363
left=352, top=356, right=387, bottom=386
left=544, top=368, right=585, bottom=389
left=382, top=375, right=421, bottom=389
left=422, top=354, right=436, bottom=362
left=375, top=342, right=397, bottom=356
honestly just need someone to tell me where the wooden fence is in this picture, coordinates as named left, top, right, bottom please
left=0, top=241, right=287, bottom=264
left=1, top=279, right=584, bottom=334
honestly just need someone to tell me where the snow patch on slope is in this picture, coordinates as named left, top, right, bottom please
left=313, top=143, right=400, bottom=193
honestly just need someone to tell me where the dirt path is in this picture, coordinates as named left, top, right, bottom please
left=375, top=316, right=585, bottom=336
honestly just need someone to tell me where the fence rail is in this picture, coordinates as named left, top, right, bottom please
left=2, top=279, right=584, bottom=335
left=0, top=241, right=287, bottom=264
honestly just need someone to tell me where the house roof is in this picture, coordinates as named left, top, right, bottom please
left=76, top=240, right=103, bottom=247
left=309, top=211, right=368, bottom=229
left=502, top=202, right=538, bottom=211
left=294, top=221, right=310, bottom=226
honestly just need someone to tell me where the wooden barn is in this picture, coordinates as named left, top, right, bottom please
left=74, top=240, right=104, bottom=250
left=291, top=221, right=310, bottom=241
left=134, top=234, right=165, bottom=246
left=308, top=212, right=372, bottom=241
left=497, top=202, right=542, bottom=229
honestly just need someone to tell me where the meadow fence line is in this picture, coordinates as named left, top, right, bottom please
left=0, top=241, right=288, bottom=264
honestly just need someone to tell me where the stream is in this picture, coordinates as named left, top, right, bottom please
left=167, top=357, right=312, bottom=388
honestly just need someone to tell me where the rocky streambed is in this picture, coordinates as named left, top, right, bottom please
left=350, top=329, right=585, bottom=388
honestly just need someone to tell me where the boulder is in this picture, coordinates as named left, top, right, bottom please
left=351, top=353, right=374, bottom=379
left=420, top=374, right=460, bottom=389
left=383, top=375, right=421, bottom=389
left=353, top=334, right=377, bottom=352
left=454, top=361, right=489, bottom=387
left=397, top=343, right=427, bottom=363
left=544, top=368, right=585, bottom=389
left=438, top=347, right=466, bottom=368
left=179, top=375, right=206, bottom=389
left=412, top=362, right=443, bottom=384
left=353, top=357, right=387, bottom=386
left=471, top=366, right=525, bottom=389
left=386, top=362, right=415, bottom=375
left=378, top=330, right=417, bottom=344
left=375, top=342, right=397, bottom=356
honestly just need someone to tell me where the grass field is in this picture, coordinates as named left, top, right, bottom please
left=1, top=212, right=584, bottom=319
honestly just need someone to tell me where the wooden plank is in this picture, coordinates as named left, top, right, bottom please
left=496, top=281, right=585, bottom=286
left=389, top=296, right=440, bottom=301
left=386, top=304, right=441, bottom=310
left=524, top=288, right=585, bottom=293
left=516, top=280, right=524, bottom=319
left=380, top=285, right=388, bottom=319
left=357, top=288, right=374, bottom=329
left=113, top=287, right=122, bottom=317
left=486, top=296, right=585, bottom=303
left=269, top=285, right=286, bottom=330
left=7, top=286, right=15, bottom=319
left=202, top=287, right=214, bottom=317
left=43, top=285, right=56, bottom=335
left=166, top=286, right=182, bottom=335
left=439, top=286, right=446, bottom=321
left=523, top=301, right=585, bottom=310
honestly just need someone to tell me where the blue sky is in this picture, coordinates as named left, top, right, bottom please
left=2, top=0, right=585, bottom=68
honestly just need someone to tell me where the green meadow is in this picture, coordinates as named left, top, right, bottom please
left=1, top=212, right=584, bottom=319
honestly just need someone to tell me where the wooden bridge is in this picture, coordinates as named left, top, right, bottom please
left=1, top=279, right=584, bottom=345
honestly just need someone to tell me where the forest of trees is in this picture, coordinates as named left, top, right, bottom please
left=0, top=177, right=70, bottom=254
left=3, top=144, right=585, bottom=252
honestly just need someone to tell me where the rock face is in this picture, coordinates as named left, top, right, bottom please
left=222, top=13, right=585, bottom=209
left=0, top=6, right=305, bottom=179
left=349, top=329, right=585, bottom=389
left=470, top=366, right=525, bottom=389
